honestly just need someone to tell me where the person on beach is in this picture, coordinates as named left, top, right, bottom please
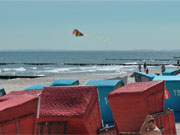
left=177, top=60, right=180, bottom=66
left=138, top=64, right=142, bottom=72
left=145, top=68, right=149, bottom=74
left=139, top=115, right=162, bottom=135
left=161, top=64, right=165, bottom=74
left=143, top=62, right=147, bottom=72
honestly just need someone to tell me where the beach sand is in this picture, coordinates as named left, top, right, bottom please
left=0, top=73, right=133, bottom=93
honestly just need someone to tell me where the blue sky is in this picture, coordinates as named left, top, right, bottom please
left=0, top=1, right=180, bottom=51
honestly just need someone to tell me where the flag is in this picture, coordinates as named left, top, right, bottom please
left=164, top=87, right=171, bottom=99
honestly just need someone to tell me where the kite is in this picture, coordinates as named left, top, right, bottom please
left=72, top=29, right=84, bottom=37
left=72, top=29, right=111, bottom=45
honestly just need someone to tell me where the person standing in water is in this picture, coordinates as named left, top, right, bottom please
left=177, top=60, right=180, bottom=68
left=177, top=60, right=180, bottom=65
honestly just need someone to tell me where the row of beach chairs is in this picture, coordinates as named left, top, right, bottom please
left=0, top=79, right=124, bottom=135
left=0, top=78, right=178, bottom=134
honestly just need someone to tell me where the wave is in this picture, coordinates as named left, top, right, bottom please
left=31, top=67, right=37, bottom=70
left=1, top=67, right=26, bottom=72
left=35, top=65, right=136, bottom=75
left=165, top=64, right=177, bottom=68
left=2, top=64, right=177, bottom=76
left=44, top=68, right=73, bottom=73
left=124, top=62, right=138, bottom=65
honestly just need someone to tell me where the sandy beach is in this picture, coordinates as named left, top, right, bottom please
left=0, top=73, right=132, bottom=93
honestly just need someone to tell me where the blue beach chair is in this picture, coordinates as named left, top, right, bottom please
left=134, top=72, right=156, bottom=82
left=153, top=75, right=180, bottom=122
left=85, top=80, right=124, bottom=127
left=163, top=68, right=180, bottom=76
left=25, top=85, right=44, bottom=91
left=51, top=79, right=79, bottom=86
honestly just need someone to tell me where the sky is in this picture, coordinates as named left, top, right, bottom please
left=0, top=1, right=180, bottom=51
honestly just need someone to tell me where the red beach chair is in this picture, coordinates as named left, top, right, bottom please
left=108, top=81, right=165, bottom=133
left=0, top=93, right=38, bottom=134
left=36, top=86, right=102, bottom=135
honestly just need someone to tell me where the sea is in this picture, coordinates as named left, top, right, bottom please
left=0, top=51, right=179, bottom=77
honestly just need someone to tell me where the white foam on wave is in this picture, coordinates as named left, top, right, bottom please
left=77, top=66, right=108, bottom=73
left=31, top=67, right=37, bottom=70
left=38, top=67, right=74, bottom=73
left=124, top=62, right=138, bottom=65
left=166, top=64, right=177, bottom=68
left=96, top=65, right=123, bottom=72
left=2, top=67, right=26, bottom=72
left=37, top=65, right=137, bottom=74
